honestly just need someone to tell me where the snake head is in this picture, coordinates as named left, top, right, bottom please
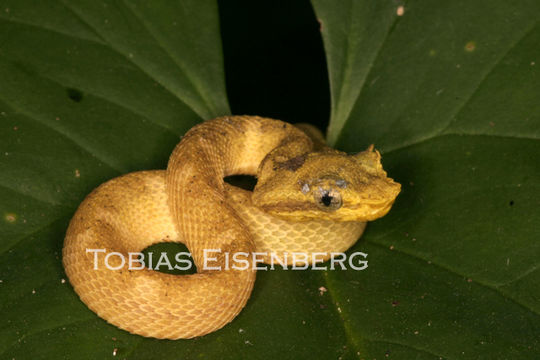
left=253, top=145, right=401, bottom=222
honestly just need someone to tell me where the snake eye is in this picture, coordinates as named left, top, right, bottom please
left=314, top=188, right=342, bottom=211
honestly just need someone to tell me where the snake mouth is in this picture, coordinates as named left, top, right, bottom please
left=349, top=199, right=398, bottom=221
left=257, top=197, right=398, bottom=222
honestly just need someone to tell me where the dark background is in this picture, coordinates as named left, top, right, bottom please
left=218, top=0, right=330, bottom=132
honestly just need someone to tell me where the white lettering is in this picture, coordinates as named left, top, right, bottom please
left=86, top=248, right=105, bottom=270
left=128, top=252, right=145, bottom=270
left=203, top=249, right=221, bottom=270
left=291, top=252, right=309, bottom=270
left=348, top=252, right=368, bottom=271
left=174, top=252, right=193, bottom=271
left=310, top=252, right=328, bottom=270
left=104, top=252, right=125, bottom=270
left=330, top=253, right=347, bottom=270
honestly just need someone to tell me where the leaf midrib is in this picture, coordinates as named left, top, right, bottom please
left=321, top=270, right=447, bottom=359
left=333, top=10, right=540, bottom=151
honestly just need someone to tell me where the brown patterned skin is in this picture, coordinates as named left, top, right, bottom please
left=63, top=116, right=401, bottom=339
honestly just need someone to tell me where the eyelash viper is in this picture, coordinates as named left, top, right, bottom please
left=63, top=116, right=400, bottom=339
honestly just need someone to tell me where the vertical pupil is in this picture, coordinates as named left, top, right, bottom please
left=321, top=194, right=333, bottom=206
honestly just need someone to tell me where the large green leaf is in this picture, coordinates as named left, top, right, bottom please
left=313, top=0, right=540, bottom=358
left=1, top=1, right=539, bottom=360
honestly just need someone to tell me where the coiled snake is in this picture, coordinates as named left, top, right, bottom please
left=63, top=116, right=400, bottom=339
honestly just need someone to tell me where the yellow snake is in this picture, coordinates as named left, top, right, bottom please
left=63, top=116, right=400, bottom=339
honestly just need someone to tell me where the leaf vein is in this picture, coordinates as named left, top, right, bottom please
left=440, top=19, right=540, bottom=135
left=120, top=0, right=213, bottom=118
left=366, top=240, right=540, bottom=317
left=56, top=1, right=198, bottom=117
left=0, top=95, right=123, bottom=172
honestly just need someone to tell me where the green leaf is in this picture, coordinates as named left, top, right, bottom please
left=313, top=0, right=540, bottom=358
left=1, top=0, right=539, bottom=359
left=0, top=0, right=228, bottom=358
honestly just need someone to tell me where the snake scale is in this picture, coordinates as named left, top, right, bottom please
left=63, top=116, right=400, bottom=339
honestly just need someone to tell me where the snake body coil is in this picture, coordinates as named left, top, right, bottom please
left=63, top=116, right=400, bottom=339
